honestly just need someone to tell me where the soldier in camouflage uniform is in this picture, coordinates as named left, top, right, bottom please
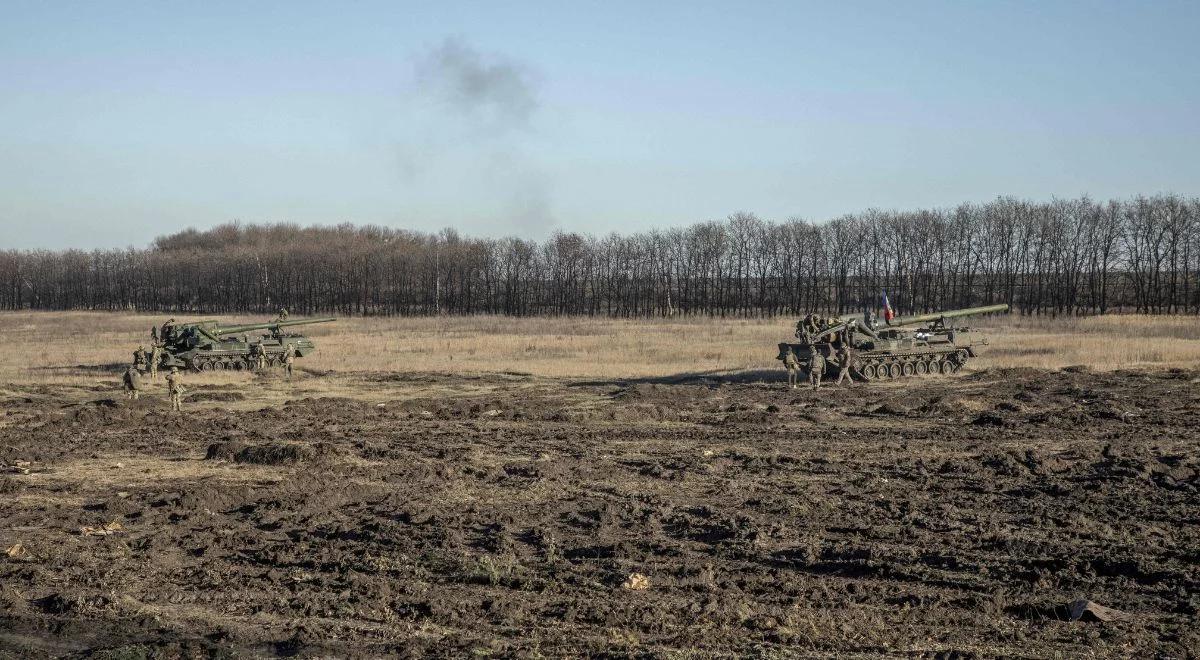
left=166, top=367, right=184, bottom=412
left=283, top=343, right=296, bottom=378
left=800, top=314, right=821, bottom=336
left=133, top=345, right=147, bottom=371
left=783, top=349, right=799, bottom=389
left=808, top=347, right=825, bottom=390
left=276, top=308, right=289, bottom=323
left=149, top=344, right=161, bottom=380
left=251, top=341, right=267, bottom=370
left=122, top=365, right=142, bottom=400
left=834, top=343, right=856, bottom=386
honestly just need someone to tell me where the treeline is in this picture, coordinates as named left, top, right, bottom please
left=1, top=194, right=1198, bottom=317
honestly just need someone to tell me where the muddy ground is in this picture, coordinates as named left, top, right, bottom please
left=1, top=367, right=1198, bottom=658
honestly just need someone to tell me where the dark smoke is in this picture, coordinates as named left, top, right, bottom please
left=415, top=38, right=539, bottom=131
left=400, top=38, right=556, bottom=233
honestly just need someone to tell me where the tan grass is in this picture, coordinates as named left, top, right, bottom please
left=972, top=314, right=1200, bottom=371
left=0, top=311, right=1196, bottom=386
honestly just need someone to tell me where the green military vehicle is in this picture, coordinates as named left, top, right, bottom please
left=153, top=317, right=336, bottom=371
left=778, top=304, right=1009, bottom=381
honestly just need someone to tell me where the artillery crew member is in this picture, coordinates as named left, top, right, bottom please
left=251, top=341, right=267, bottom=370
left=133, top=345, right=147, bottom=371
left=283, top=343, right=296, bottom=378
left=149, top=344, right=162, bottom=379
left=808, top=348, right=825, bottom=390
left=167, top=367, right=184, bottom=412
left=783, top=349, right=799, bottom=389
left=834, top=343, right=856, bottom=386
left=122, top=365, right=142, bottom=400
left=160, top=318, right=176, bottom=341
left=276, top=308, right=289, bottom=323
left=799, top=314, right=821, bottom=336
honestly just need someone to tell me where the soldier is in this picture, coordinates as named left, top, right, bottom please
left=150, top=325, right=159, bottom=343
left=783, top=349, right=799, bottom=389
left=133, top=345, right=147, bottom=371
left=808, top=348, right=825, bottom=390
left=166, top=367, right=184, bottom=412
left=834, top=343, right=856, bottom=386
left=122, top=365, right=142, bottom=400
left=149, top=344, right=162, bottom=380
left=160, top=318, right=176, bottom=341
left=252, top=341, right=267, bottom=370
left=801, top=314, right=821, bottom=336
left=283, top=343, right=296, bottom=378
left=276, top=307, right=289, bottom=323
left=864, top=310, right=877, bottom=330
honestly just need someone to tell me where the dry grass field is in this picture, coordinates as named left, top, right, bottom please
left=1, top=311, right=1197, bottom=387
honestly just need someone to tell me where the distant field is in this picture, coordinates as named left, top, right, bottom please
left=0, top=311, right=1197, bottom=385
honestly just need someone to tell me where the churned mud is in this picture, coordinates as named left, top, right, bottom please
left=1, top=368, right=1198, bottom=657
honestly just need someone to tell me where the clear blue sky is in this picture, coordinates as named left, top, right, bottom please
left=2, top=1, right=1198, bottom=249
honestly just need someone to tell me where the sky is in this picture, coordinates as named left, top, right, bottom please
left=2, top=1, right=1198, bottom=249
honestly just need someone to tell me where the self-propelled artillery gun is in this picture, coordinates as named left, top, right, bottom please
left=154, top=317, right=336, bottom=371
left=777, top=304, right=1009, bottom=381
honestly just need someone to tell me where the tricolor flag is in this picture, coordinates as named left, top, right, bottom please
left=882, top=291, right=895, bottom=322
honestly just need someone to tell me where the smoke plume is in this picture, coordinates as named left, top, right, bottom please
left=414, top=38, right=540, bottom=133
left=399, top=38, right=555, bottom=233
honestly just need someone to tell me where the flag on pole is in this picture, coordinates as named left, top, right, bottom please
left=882, top=291, right=895, bottom=322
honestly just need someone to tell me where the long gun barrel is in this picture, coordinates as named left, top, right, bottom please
left=213, top=317, right=337, bottom=336
left=886, top=304, right=1009, bottom=327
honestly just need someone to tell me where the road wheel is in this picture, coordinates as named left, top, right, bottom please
left=198, top=360, right=212, bottom=372
left=901, top=362, right=915, bottom=377
left=887, top=363, right=900, bottom=378
left=862, top=363, right=878, bottom=379
left=915, top=360, right=929, bottom=375
left=938, top=360, right=951, bottom=374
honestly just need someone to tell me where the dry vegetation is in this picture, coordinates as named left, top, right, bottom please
left=0, top=311, right=1197, bottom=387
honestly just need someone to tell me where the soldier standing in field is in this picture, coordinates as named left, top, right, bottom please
left=783, top=349, right=799, bottom=389
left=133, top=345, right=147, bottom=371
left=166, top=367, right=184, bottom=412
left=122, top=365, right=142, bottom=400
left=808, top=347, right=825, bottom=390
left=834, top=343, right=856, bottom=387
left=149, top=344, right=161, bottom=380
left=283, top=343, right=296, bottom=378
left=251, top=341, right=266, bottom=370
left=160, top=318, right=176, bottom=340
left=276, top=308, right=289, bottom=323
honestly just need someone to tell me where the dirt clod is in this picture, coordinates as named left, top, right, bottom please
left=1069, top=599, right=1131, bottom=622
